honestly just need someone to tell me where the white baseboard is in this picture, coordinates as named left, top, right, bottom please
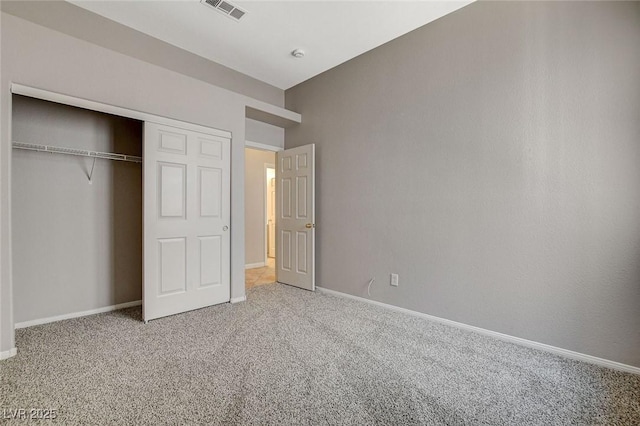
left=0, top=347, right=17, bottom=360
left=14, top=300, right=142, bottom=329
left=316, top=286, right=640, bottom=375
left=230, top=296, right=246, bottom=304
left=245, top=262, right=266, bottom=269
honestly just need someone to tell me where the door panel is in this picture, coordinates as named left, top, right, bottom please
left=144, top=122, right=230, bottom=321
left=281, top=178, right=292, bottom=218
left=158, top=163, right=186, bottom=218
left=158, top=238, right=187, bottom=295
left=199, top=236, right=221, bottom=288
left=296, top=232, right=307, bottom=273
left=276, top=144, right=315, bottom=291
left=267, top=174, right=276, bottom=258
left=158, top=130, right=187, bottom=154
left=296, top=176, right=307, bottom=218
left=199, top=137, right=222, bottom=159
left=281, top=230, right=292, bottom=271
left=199, top=167, right=222, bottom=217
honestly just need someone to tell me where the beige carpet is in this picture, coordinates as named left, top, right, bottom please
left=1, top=283, right=639, bottom=425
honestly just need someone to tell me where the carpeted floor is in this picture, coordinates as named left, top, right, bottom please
left=1, top=283, right=639, bottom=425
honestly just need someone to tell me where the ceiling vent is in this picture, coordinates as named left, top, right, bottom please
left=202, top=0, right=247, bottom=22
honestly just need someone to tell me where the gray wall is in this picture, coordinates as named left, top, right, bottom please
left=12, top=96, right=142, bottom=323
left=0, top=7, right=285, bottom=353
left=285, top=1, right=640, bottom=367
left=0, top=1, right=283, bottom=107
left=244, top=148, right=276, bottom=266
left=246, top=119, right=284, bottom=149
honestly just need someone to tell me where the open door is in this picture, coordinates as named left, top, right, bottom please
left=276, top=144, right=315, bottom=291
left=143, top=122, right=231, bottom=321
left=267, top=169, right=276, bottom=259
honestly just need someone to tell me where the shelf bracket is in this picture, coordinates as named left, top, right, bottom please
left=88, top=157, right=97, bottom=184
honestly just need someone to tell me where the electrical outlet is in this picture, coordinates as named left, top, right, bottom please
left=390, top=273, right=399, bottom=287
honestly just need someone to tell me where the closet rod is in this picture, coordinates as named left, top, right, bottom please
left=12, top=141, right=142, bottom=164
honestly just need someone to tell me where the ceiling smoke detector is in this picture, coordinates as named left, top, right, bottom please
left=291, top=49, right=305, bottom=58
left=202, top=0, right=247, bottom=22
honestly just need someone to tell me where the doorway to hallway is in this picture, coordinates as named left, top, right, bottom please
left=244, top=147, right=276, bottom=289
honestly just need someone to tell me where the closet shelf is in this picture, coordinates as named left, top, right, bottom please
left=12, top=141, right=142, bottom=164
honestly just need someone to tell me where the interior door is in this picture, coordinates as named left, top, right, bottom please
left=143, top=122, right=230, bottom=321
left=276, top=144, right=315, bottom=291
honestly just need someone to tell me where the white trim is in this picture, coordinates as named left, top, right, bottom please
left=316, top=287, right=640, bottom=375
left=245, top=99, right=301, bottom=128
left=14, top=300, right=142, bottom=329
left=11, top=84, right=231, bottom=138
left=245, top=140, right=283, bottom=152
left=245, top=262, right=265, bottom=269
left=264, top=163, right=275, bottom=264
left=0, top=347, right=17, bottom=360
left=230, top=296, right=246, bottom=304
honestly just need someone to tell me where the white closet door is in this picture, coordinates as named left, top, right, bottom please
left=276, top=144, right=315, bottom=291
left=143, top=122, right=230, bottom=322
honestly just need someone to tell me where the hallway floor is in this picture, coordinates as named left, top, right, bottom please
left=245, top=257, right=276, bottom=289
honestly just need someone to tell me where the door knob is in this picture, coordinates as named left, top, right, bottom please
left=223, top=226, right=229, bottom=231
left=305, top=223, right=315, bottom=229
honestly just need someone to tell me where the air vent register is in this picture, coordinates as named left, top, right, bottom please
left=202, top=0, right=246, bottom=21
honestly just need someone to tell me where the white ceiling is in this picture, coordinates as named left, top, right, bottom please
left=69, top=1, right=473, bottom=90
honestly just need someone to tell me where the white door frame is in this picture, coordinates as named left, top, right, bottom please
left=264, top=164, right=276, bottom=264
left=244, top=141, right=282, bottom=270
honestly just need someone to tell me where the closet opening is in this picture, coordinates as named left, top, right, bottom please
left=244, top=147, right=277, bottom=290
left=11, top=94, right=144, bottom=327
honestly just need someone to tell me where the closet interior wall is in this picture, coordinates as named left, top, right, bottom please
left=11, top=95, right=143, bottom=323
